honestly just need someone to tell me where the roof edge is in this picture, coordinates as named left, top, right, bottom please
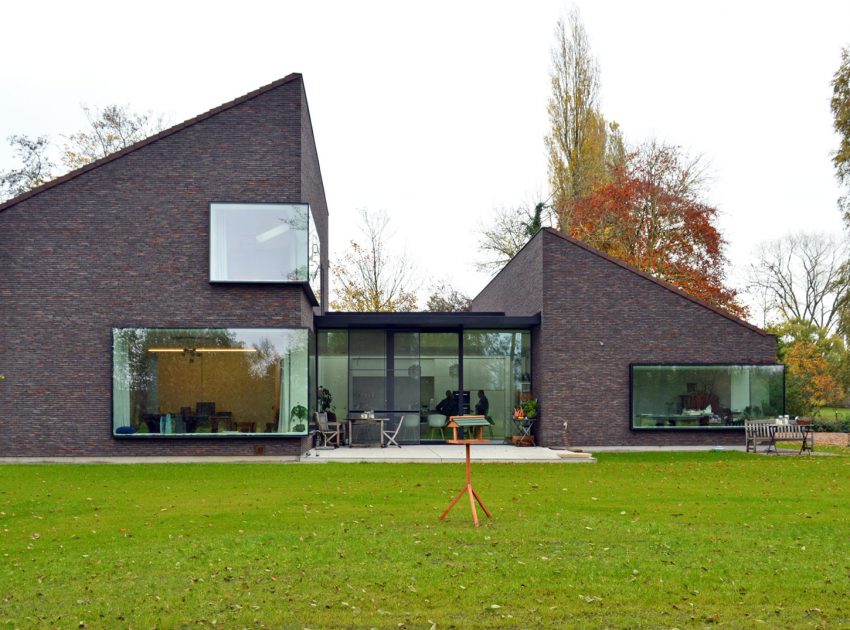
left=0, top=73, right=304, bottom=213
left=540, top=227, right=768, bottom=336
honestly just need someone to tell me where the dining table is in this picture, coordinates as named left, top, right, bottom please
left=346, top=416, right=388, bottom=447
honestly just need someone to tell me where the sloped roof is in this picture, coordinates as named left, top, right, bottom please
left=0, top=73, right=303, bottom=213
left=541, top=227, right=768, bottom=336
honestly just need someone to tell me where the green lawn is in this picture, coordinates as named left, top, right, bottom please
left=1, top=453, right=849, bottom=628
left=818, top=407, right=850, bottom=421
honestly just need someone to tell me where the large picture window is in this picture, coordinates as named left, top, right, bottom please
left=210, top=203, right=317, bottom=287
left=631, top=364, right=785, bottom=430
left=113, top=328, right=309, bottom=436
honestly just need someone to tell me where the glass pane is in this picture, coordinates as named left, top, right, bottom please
left=318, top=330, right=348, bottom=422
left=631, top=365, right=785, bottom=429
left=349, top=330, right=386, bottom=412
left=112, top=328, right=309, bottom=435
left=420, top=333, right=459, bottom=437
left=308, top=207, right=322, bottom=305
left=393, top=332, right=420, bottom=412
left=210, top=203, right=309, bottom=282
left=463, top=331, right=532, bottom=439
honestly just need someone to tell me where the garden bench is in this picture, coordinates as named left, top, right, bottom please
left=745, top=419, right=813, bottom=454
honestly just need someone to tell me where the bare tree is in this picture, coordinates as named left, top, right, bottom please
left=748, top=233, right=850, bottom=331
left=0, top=135, right=56, bottom=201
left=330, top=209, right=418, bottom=312
left=477, top=201, right=554, bottom=273
left=61, top=104, right=166, bottom=170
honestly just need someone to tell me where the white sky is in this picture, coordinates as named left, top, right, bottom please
left=2, top=0, right=848, bottom=316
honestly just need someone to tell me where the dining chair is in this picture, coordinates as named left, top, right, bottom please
left=315, top=411, right=343, bottom=447
left=427, top=413, right=447, bottom=439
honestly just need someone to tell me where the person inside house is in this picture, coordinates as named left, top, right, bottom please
left=436, top=390, right=458, bottom=418
left=475, top=390, right=490, bottom=417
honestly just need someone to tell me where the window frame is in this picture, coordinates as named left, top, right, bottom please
left=208, top=201, right=317, bottom=286
left=110, top=326, right=314, bottom=440
left=629, top=362, right=786, bottom=431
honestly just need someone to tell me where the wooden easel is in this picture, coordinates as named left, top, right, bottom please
left=439, top=416, right=493, bottom=527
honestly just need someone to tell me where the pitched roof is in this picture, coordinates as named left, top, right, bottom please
left=0, top=73, right=303, bottom=213
left=539, top=227, right=768, bottom=336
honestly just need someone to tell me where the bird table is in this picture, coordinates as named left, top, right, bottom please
left=439, top=415, right=493, bottom=527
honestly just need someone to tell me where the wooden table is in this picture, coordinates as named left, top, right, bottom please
left=439, top=416, right=493, bottom=527
left=346, top=417, right=387, bottom=447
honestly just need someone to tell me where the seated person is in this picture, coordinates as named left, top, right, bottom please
left=474, top=390, right=491, bottom=421
left=436, top=390, right=458, bottom=418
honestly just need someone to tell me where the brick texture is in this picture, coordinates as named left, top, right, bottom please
left=473, top=229, right=777, bottom=448
left=0, top=76, right=327, bottom=457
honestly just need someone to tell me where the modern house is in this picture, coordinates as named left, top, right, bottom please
left=0, top=74, right=783, bottom=457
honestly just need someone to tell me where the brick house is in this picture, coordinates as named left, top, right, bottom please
left=0, top=74, right=782, bottom=456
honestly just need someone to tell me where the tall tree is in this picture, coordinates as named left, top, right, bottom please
left=569, top=140, right=746, bottom=318
left=61, top=104, right=166, bottom=171
left=748, top=232, right=849, bottom=332
left=477, top=201, right=553, bottom=272
left=832, top=46, right=850, bottom=222
left=0, top=135, right=55, bottom=201
left=545, top=10, right=619, bottom=231
left=330, top=209, right=418, bottom=312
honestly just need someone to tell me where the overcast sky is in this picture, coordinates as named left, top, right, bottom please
left=2, top=0, right=848, bottom=316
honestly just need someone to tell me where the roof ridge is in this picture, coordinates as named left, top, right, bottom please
left=0, top=73, right=303, bottom=213
left=540, top=227, right=768, bottom=336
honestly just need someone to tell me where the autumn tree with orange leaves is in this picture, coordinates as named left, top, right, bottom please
left=568, top=140, right=746, bottom=318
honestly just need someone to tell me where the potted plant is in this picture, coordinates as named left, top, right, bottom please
left=522, top=398, right=539, bottom=420
left=290, top=404, right=307, bottom=432
left=318, top=386, right=336, bottom=421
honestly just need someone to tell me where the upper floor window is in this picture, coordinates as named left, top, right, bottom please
left=210, top=202, right=317, bottom=285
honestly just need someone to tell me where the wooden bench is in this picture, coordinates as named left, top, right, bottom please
left=745, top=419, right=814, bottom=454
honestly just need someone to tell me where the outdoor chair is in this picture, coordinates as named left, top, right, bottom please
left=314, top=412, right=343, bottom=448
left=399, top=413, right=421, bottom=444
left=381, top=417, right=404, bottom=448
left=427, top=413, right=448, bottom=439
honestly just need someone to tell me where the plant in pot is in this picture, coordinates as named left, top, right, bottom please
left=290, top=404, right=307, bottom=432
left=318, top=386, right=336, bottom=421
left=522, top=398, right=539, bottom=420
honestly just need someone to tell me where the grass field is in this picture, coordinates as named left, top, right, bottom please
left=1, top=452, right=849, bottom=628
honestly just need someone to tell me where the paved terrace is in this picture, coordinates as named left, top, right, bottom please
left=0, top=446, right=595, bottom=464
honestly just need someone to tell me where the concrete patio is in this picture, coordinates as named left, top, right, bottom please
left=303, top=444, right=595, bottom=463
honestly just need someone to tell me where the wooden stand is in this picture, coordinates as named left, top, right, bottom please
left=439, top=416, right=493, bottom=527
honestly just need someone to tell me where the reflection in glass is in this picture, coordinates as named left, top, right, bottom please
left=210, top=203, right=320, bottom=291
left=349, top=330, right=387, bottom=411
left=462, top=331, right=532, bottom=439
left=112, top=328, right=309, bottom=436
left=631, top=364, right=785, bottom=429
left=318, top=330, right=349, bottom=422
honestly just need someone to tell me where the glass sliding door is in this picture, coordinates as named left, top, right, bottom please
left=420, top=332, right=460, bottom=440
left=463, top=331, right=532, bottom=439
left=349, top=330, right=387, bottom=413
left=317, top=330, right=348, bottom=422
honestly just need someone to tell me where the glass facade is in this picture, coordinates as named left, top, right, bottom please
left=210, top=203, right=321, bottom=302
left=631, top=364, right=785, bottom=429
left=113, top=328, right=309, bottom=436
left=316, top=329, right=532, bottom=442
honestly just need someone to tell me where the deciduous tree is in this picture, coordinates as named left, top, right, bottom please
left=545, top=10, right=622, bottom=231
left=569, top=140, right=746, bottom=317
left=61, top=104, right=166, bottom=171
left=832, top=46, right=850, bottom=221
left=0, top=135, right=55, bottom=201
left=748, top=232, right=849, bottom=333
left=426, top=281, right=471, bottom=312
left=330, top=209, right=418, bottom=312
left=477, top=201, right=553, bottom=272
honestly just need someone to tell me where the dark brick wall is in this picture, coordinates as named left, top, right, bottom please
left=0, top=76, right=322, bottom=457
left=300, top=80, right=329, bottom=315
left=473, top=229, right=778, bottom=448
